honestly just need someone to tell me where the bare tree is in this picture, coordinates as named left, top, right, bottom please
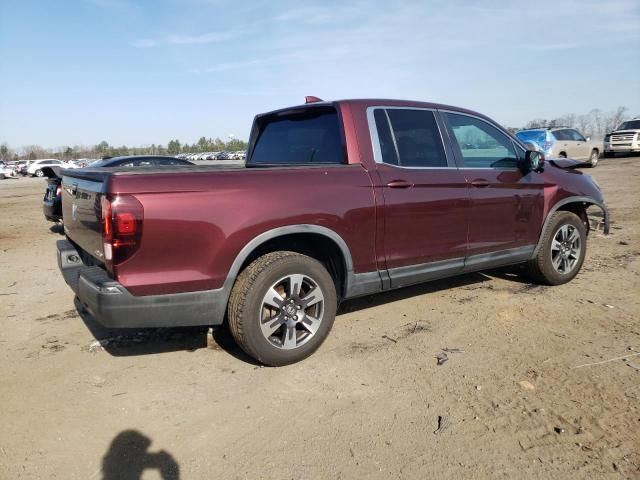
left=577, top=114, right=590, bottom=135
left=589, top=109, right=603, bottom=138
left=606, top=106, right=629, bottom=132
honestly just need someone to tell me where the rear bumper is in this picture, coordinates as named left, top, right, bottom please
left=56, top=239, right=226, bottom=328
left=43, top=199, right=61, bottom=222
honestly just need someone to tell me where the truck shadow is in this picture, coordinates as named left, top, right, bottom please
left=74, top=297, right=260, bottom=364
left=75, top=266, right=532, bottom=362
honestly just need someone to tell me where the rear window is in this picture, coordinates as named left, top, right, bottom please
left=249, top=108, right=344, bottom=165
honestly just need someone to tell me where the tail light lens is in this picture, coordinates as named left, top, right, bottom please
left=101, top=195, right=143, bottom=273
left=56, top=185, right=62, bottom=197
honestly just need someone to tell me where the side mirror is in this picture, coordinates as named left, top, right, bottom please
left=585, top=136, right=591, bottom=142
left=521, top=150, right=544, bottom=173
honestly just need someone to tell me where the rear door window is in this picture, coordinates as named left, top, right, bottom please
left=249, top=107, right=344, bottom=165
left=444, top=113, right=518, bottom=169
left=552, top=130, right=568, bottom=141
left=371, top=108, right=448, bottom=168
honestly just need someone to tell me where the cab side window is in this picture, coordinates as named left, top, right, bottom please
left=444, top=113, right=518, bottom=169
left=372, top=108, right=447, bottom=168
left=568, top=129, right=586, bottom=142
left=552, top=130, right=568, bottom=141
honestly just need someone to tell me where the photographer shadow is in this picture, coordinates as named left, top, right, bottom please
left=102, top=430, right=179, bottom=480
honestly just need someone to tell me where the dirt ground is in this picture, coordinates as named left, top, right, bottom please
left=1, top=157, right=639, bottom=480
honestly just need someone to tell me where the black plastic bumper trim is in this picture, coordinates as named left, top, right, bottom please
left=56, top=239, right=226, bottom=328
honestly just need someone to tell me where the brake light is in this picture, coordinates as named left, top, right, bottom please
left=56, top=186, right=62, bottom=197
left=100, top=195, right=143, bottom=273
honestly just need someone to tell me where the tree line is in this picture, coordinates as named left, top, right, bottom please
left=0, top=136, right=248, bottom=162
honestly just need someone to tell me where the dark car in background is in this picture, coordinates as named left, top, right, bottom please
left=43, top=156, right=193, bottom=223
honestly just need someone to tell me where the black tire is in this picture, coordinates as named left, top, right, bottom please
left=228, top=251, right=337, bottom=366
left=35, top=169, right=44, bottom=177
left=589, top=149, right=599, bottom=167
left=558, top=152, right=567, bottom=158
left=527, top=211, right=587, bottom=285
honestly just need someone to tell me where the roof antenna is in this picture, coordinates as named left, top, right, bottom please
left=305, top=96, right=323, bottom=104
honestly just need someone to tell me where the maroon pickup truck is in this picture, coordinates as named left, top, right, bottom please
left=57, top=98, right=609, bottom=365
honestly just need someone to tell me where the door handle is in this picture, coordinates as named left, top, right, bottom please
left=470, top=179, right=489, bottom=188
left=386, top=180, right=412, bottom=189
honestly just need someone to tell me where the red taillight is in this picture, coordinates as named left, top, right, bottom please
left=115, top=212, right=136, bottom=235
left=56, top=186, right=62, bottom=197
left=101, top=195, right=143, bottom=273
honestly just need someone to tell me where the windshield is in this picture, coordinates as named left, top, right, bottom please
left=617, top=120, right=640, bottom=130
left=249, top=107, right=344, bottom=165
left=515, top=130, right=547, bottom=145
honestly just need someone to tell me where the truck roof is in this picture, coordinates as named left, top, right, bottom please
left=259, top=98, right=493, bottom=123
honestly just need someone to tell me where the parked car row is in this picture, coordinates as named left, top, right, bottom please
left=42, top=155, right=193, bottom=223
left=514, top=118, right=640, bottom=167
left=515, top=127, right=601, bottom=166
left=176, top=150, right=246, bottom=161
left=0, top=161, right=19, bottom=179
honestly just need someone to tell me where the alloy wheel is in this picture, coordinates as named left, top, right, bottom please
left=259, top=274, right=325, bottom=350
left=550, top=224, right=581, bottom=274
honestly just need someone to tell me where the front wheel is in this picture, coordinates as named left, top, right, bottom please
left=527, top=211, right=586, bottom=285
left=589, top=149, right=599, bottom=167
left=228, top=251, right=337, bottom=366
left=35, top=169, right=44, bottom=177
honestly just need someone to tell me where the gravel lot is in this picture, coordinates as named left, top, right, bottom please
left=1, top=158, right=639, bottom=479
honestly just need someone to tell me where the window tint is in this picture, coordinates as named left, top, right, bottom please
left=374, top=108, right=447, bottom=167
left=568, top=130, right=585, bottom=141
left=373, top=109, right=399, bottom=165
left=552, top=129, right=568, bottom=141
left=445, top=113, right=517, bottom=169
left=249, top=108, right=344, bottom=165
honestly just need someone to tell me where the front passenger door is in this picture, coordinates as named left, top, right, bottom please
left=442, top=112, right=544, bottom=264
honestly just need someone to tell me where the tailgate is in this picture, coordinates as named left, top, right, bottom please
left=61, top=174, right=107, bottom=263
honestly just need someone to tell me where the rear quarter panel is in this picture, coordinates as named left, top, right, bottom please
left=109, top=165, right=377, bottom=295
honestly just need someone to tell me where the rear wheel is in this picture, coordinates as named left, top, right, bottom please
left=527, top=211, right=586, bottom=285
left=228, top=251, right=337, bottom=366
left=558, top=152, right=567, bottom=158
left=35, top=169, right=44, bottom=177
left=589, top=149, right=599, bottom=167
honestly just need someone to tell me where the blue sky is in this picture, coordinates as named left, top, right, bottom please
left=1, top=0, right=639, bottom=149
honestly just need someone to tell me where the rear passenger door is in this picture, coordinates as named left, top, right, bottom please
left=368, top=107, right=469, bottom=289
left=567, top=129, right=590, bottom=160
left=442, top=112, right=544, bottom=264
left=552, top=129, right=580, bottom=159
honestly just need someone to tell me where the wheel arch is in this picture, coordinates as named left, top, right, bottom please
left=225, top=225, right=355, bottom=300
left=532, top=196, right=610, bottom=257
